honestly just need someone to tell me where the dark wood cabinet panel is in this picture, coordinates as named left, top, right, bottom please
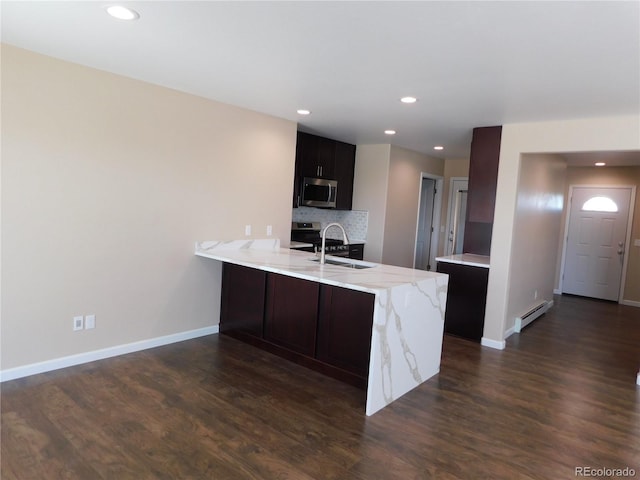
left=297, top=131, right=335, bottom=179
left=462, top=222, right=493, bottom=257
left=333, top=141, right=356, bottom=210
left=317, top=285, right=374, bottom=378
left=436, top=261, right=489, bottom=342
left=463, top=125, right=501, bottom=255
left=220, top=263, right=374, bottom=389
left=264, top=273, right=319, bottom=357
left=466, top=126, right=501, bottom=224
left=220, top=263, right=266, bottom=338
left=348, top=243, right=364, bottom=260
left=294, top=131, right=356, bottom=210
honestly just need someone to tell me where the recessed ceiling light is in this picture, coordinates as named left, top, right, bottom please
left=595, top=162, right=606, bottom=166
left=400, top=96, right=418, bottom=104
left=106, top=5, right=140, bottom=20
left=384, top=130, right=396, bottom=135
left=434, top=146, right=444, bottom=151
left=296, top=109, right=311, bottom=115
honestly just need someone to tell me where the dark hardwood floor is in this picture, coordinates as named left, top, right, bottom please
left=2, top=294, right=639, bottom=479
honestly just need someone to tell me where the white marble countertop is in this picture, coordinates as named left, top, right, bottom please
left=196, top=241, right=445, bottom=295
left=289, top=241, right=313, bottom=249
left=435, top=253, right=490, bottom=269
left=195, top=239, right=448, bottom=416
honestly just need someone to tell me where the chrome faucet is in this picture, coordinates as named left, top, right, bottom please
left=320, top=222, right=349, bottom=265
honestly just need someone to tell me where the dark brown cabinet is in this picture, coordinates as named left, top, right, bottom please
left=294, top=131, right=356, bottom=210
left=463, top=126, right=502, bottom=255
left=348, top=243, right=364, bottom=260
left=220, top=263, right=266, bottom=339
left=220, top=262, right=375, bottom=388
left=264, top=274, right=319, bottom=357
left=297, top=132, right=336, bottom=179
left=333, top=140, right=356, bottom=210
left=317, top=285, right=374, bottom=378
left=436, top=261, right=489, bottom=342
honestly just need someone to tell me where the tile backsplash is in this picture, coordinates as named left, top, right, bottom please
left=292, top=207, right=368, bottom=242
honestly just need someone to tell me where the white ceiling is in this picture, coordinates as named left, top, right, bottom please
left=2, top=1, right=639, bottom=162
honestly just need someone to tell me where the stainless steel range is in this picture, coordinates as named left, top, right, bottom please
left=290, top=222, right=351, bottom=257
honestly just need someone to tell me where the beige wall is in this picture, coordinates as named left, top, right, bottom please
left=485, top=115, right=640, bottom=345
left=353, top=144, right=444, bottom=267
left=505, top=154, right=566, bottom=330
left=383, top=146, right=444, bottom=267
left=556, top=166, right=640, bottom=303
left=353, top=144, right=391, bottom=263
left=1, top=45, right=297, bottom=370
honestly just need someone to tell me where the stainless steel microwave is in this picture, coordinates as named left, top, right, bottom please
left=301, top=177, right=337, bottom=208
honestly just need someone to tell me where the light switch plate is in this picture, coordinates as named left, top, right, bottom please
left=634, top=239, right=640, bottom=247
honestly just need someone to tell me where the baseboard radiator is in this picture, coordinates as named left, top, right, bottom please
left=514, top=300, right=551, bottom=333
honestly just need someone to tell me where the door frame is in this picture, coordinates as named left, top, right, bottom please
left=413, top=173, right=443, bottom=270
left=445, top=177, right=469, bottom=256
left=558, top=184, right=636, bottom=304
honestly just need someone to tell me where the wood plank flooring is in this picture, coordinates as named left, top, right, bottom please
left=2, top=294, right=639, bottom=479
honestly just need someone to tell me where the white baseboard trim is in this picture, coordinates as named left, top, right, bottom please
left=553, top=289, right=562, bottom=295
left=0, top=325, right=219, bottom=383
left=504, top=326, right=516, bottom=339
left=481, top=337, right=506, bottom=350
left=621, top=299, right=640, bottom=308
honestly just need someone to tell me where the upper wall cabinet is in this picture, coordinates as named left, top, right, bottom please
left=463, top=126, right=502, bottom=255
left=294, top=131, right=356, bottom=210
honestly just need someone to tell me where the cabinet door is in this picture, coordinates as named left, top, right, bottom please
left=334, top=141, right=356, bottom=210
left=436, top=261, right=488, bottom=342
left=466, top=126, right=501, bottom=223
left=297, top=132, right=335, bottom=179
left=264, top=273, right=319, bottom=356
left=317, top=285, right=374, bottom=378
left=220, top=263, right=266, bottom=338
left=463, top=126, right=501, bottom=255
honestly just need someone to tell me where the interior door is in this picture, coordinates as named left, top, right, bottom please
left=563, top=186, right=632, bottom=301
left=415, top=178, right=436, bottom=270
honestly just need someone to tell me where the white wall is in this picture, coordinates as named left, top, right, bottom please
left=353, top=144, right=390, bottom=263
left=484, top=115, right=640, bottom=345
left=505, top=153, right=566, bottom=331
left=1, top=45, right=297, bottom=371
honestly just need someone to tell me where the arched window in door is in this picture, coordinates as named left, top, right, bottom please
left=581, top=196, right=619, bottom=213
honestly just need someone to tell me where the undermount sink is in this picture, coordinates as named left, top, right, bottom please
left=308, top=257, right=377, bottom=269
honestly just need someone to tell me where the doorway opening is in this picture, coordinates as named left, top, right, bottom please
left=560, top=185, right=635, bottom=302
left=445, top=177, right=469, bottom=255
left=414, top=174, right=443, bottom=271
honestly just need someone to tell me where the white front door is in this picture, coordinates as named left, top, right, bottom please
left=563, top=186, right=632, bottom=301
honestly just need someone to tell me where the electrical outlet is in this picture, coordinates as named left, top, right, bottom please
left=266, top=225, right=273, bottom=236
left=85, top=314, right=96, bottom=329
left=73, top=315, right=84, bottom=331
left=245, top=225, right=251, bottom=236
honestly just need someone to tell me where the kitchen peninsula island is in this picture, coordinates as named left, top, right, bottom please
left=196, top=240, right=448, bottom=416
